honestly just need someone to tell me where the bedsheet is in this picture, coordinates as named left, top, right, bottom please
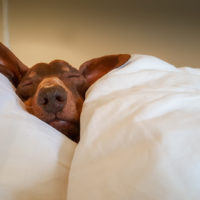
left=67, top=55, right=200, bottom=200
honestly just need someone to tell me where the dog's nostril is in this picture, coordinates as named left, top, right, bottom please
left=37, top=86, right=67, bottom=113
left=42, top=97, right=48, bottom=105
left=56, top=95, right=64, bottom=102
left=38, top=96, right=48, bottom=106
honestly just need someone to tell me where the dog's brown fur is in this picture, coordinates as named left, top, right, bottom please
left=0, top=43, right=130, bottom=142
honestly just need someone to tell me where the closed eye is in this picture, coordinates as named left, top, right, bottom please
left=21, top=80, right=33, bottom=87
left=68, top=74, right=80, bottom=78
left=62, top=72, right=81, bottom=78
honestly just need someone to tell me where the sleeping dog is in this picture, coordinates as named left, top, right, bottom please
left=0, top=43, right=130, bottom=142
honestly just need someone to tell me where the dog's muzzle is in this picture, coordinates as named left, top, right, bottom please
left=37, top=85, right=67, bottom=113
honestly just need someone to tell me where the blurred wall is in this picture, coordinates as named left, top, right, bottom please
left=0, top=2, right=2, bottom=43
left=0, top=0, right=200, bottom=68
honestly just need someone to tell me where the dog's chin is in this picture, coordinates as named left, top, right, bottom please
left=49, top=120, right=80, bottom=143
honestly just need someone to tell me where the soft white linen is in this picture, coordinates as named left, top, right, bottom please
left=0, top=74, right=77, bottom=200
left=67, top=55, right=200, bottom=200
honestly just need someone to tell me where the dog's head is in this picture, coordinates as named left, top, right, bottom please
left=0, top=43, right=130, bottom=142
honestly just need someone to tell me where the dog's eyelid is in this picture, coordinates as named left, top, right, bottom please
left=68, top=74, right=81, bottom=78
left=63, top=72, right=81, bottom=78
left=21, top=80, right=33, bottom=87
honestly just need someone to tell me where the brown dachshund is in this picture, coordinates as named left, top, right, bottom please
left=0, top=43, right=130, bottom=142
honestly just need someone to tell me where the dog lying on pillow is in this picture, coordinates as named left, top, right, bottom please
left=0, top=43, right=130, bottom=142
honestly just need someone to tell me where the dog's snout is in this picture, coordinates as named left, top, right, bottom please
left=37, top=86, right=67, bottom=113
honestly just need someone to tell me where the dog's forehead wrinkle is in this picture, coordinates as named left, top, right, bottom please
left=39, top=76, right=71, bottom=92
left=40, top=76, right=63, bottom=85
left=50, top=60, right=75, bottom=70
left=29, top=63, right=52, bottom=77
left=30, top=61, right=79, bottom=79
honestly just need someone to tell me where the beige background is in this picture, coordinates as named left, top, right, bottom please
left=0, top=0, right=200, bottom=68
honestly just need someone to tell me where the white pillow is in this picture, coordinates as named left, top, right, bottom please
left=67, top=55, right=200, bottom=200
left=0, top=74, right=77, bottom=200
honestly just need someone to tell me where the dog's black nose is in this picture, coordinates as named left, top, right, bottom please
left=37, top=86, right=67, bottom=113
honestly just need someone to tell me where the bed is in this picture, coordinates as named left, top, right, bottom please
left=1, top=55, right=200, bottom=200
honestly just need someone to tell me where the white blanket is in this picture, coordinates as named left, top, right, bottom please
left=0, top=74, right=76, bottom=200
left=67, top=55, right=200, bottom=200
left=1, top=55, right=200, bottom=200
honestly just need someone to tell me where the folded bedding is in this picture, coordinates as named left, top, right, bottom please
left=1, top=55, right=200, bottom=200
left=0, top=74, right=76, bottom=200
left=67, top=55, right=200, bottom=200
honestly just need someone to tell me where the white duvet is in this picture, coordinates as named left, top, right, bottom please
left=0, top=55, right=200, bottom=200
left=0, top=74, right=76, bottom=200
left=68, top=55, right=200, bottom=200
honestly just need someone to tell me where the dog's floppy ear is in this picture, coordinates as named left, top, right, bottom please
left=79, top=54, right=130, bottom=89
left=0, top=43, right=28, bottom=87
